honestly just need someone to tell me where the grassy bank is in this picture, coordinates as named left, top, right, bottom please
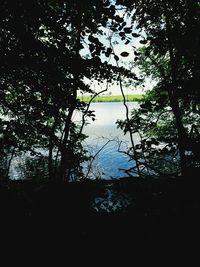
left=77, top=94, right=144, bottom=103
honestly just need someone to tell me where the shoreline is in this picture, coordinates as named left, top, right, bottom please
left=77, top=94, right=144, bottom=103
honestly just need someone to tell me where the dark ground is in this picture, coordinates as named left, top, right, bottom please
left=1, top=169, right=200, bottom=263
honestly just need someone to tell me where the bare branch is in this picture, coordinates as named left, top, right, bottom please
left=79, top=81, right=109, bottom=135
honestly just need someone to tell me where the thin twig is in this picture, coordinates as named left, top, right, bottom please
left=85, top=138, right=115, bottom=179
left=79, top=81, right=109, bottom=135
left=109, top=35, right=142, bottom=178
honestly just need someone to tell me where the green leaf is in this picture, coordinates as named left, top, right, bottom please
left=144, top=50, right=150, bottom=57
left=107, top=47, right=112, bottom=54
left=132, top=33, right=140, bottom=38
left=122, top=22, right=126, bottom=27
left=104, top=0, right=110, bottom=7
left=115, top=15, right=123, bottom=23
left=114, top=55, right=119, bottom=61
left=139, top=39, right=148, bottom=44
left=120, top=52, right=129, bottom=57
left=125, top=40, right=130, bottom=45
left=119, top=31, right=125, bottom=37
left=124, top=27, right=132, bottom=34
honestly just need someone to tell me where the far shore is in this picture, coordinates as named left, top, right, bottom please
left=77, top=94, right=144, bottom=103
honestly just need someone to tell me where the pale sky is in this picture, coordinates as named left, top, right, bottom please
left=79, top=6, right=152, bottom=96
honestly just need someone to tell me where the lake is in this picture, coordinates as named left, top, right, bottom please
left=78, top=101, right=140, bottom=179
left=8, top=101, right=140, bottom=180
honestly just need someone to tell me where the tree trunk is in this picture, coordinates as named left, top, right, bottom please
left=59, top=8, right=82, bottom=182
left=168, top=90, right=187, bottom=175
left=165, top=6, right=188, bottom=175
left=48, top=139, right=53, bottom=180
left=59, top=93, right=77, bottom=182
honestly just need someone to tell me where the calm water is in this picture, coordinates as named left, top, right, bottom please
left=80, top=102, right=140, bottom=179
left=9, top=101, right=140, bottom=180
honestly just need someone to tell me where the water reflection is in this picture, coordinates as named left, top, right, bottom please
left=82, top=102, right=140, bottom=179
left=91, top=183, right=133, bottom=213
left=6, top=101, right=140, bottom=180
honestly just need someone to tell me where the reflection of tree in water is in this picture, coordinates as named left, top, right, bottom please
left=82, top=137, right=133, bottom=180
left=91, top=183, right=133, bottom=213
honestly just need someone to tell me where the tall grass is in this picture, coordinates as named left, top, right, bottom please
left=77, top=94, right=144, bottom=103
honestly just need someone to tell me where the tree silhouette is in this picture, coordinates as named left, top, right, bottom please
left=0, top=0, right=133, bottom=181
left=117, top=0, right=200, bottom=176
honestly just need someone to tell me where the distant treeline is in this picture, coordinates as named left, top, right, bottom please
left=77, top=94, right=144, bottom=103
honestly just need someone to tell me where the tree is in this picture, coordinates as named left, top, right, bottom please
left=0, top=0, right=95, bottom=180
left=116, top=0, right=200, bottom=176
left=0, top=0, right=132, bottom=181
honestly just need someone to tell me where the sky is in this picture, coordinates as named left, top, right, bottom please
left=78, top=6, right=152, bottom=96
left=79, top=35, right=149, bottom=96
